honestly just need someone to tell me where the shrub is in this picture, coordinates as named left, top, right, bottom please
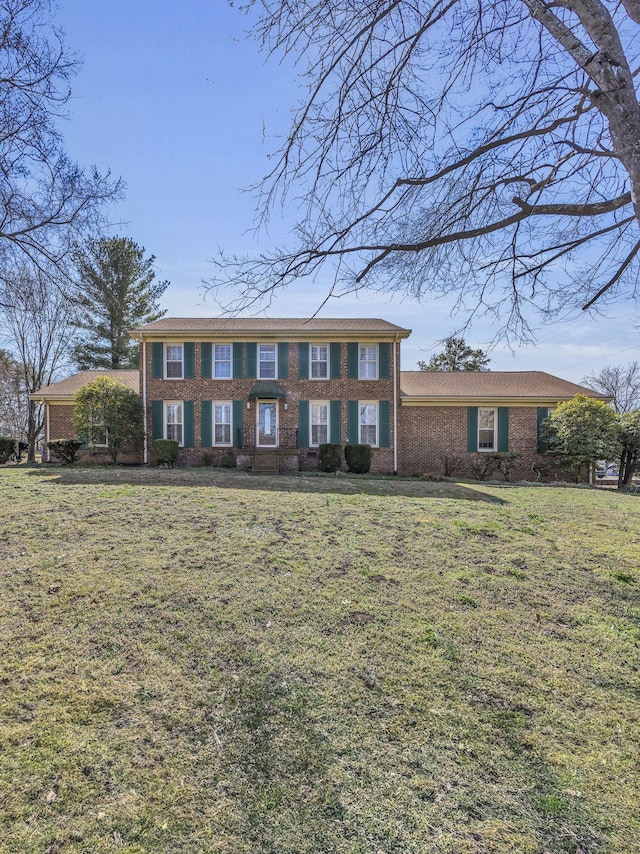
left=471, top=451, right=520, bottom=481
left=318, top=443, right=342, bottom=472
left=201, top=451, right=215, bottom=466
left=154, top=439, right=179, bottom=467
left=219, top=452, right=235, bottom=469
left=345, top=443, right=372, bottom=474
left=47, top=439, right=81, bottom=465
left=0, top=438, right=17, bottom=464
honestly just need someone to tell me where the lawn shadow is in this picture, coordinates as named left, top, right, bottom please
left=27, top=465, right=507, bottom=504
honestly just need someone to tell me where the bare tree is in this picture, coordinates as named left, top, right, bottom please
left=0, top=266, right=73, bottom=460
left=583, top=361, right=640, bottom=412
left=0, top=348, right=27, bottom=439
left=0, top=0, right=122, bottom=289
left=212, top=1, right=640, bottom=337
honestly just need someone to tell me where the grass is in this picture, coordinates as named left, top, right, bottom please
left=0, top=466, right=639, bottom=853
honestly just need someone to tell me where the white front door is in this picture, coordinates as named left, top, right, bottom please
left=257, top=400, right=278, bottom=447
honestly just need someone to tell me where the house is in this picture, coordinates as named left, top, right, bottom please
left=32, top=317, right=609, bottom=478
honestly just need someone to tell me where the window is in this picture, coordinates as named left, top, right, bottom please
left=90, top=425, right=108, bottom=447
left=359, top=345, right=377, bottom=379
left=258, top=343, right=277, bottom=379
left=310, top=345, right=328, bottom=379
left=478, top=408, right=497, bottom=450
left=213, top=402, right=232, bottom=445
left=310, top=402, right=329, bottom=446
left=359, top=402, right=378, bottom=446
left=165, top=344, right=183, bottom=378
left=214, top=344, right=232, bottom=379
left=165, top=402, right=183, bottom=445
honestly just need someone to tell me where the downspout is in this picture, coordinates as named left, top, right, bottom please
left=393, top=334, right=399, bottom=475
left=46, top=403, right=50, bottom=462
left=142, top=340, right=148, bottom=464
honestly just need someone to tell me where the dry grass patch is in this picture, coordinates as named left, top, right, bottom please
left=0, top=467, right=638, bottom=852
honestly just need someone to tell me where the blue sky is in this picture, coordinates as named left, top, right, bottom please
left=54, top=0, right=638, bottom=383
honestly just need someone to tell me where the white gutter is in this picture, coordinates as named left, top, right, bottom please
left=142, top=340, right=148, bottom=464
left=393, top=334, right=399, bottom=475
left=46, top=404, right=50, bottom=462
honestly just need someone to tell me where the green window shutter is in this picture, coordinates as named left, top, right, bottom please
left=467, top=407, right=478, bottom=452
left=347, top=343, right=359, bottom=379
left=498, top=407, right=509, bottom=452
left=298, top=342, right=309, bottom=378
left=347, top=400, right=359, bottom=444
left=379, top=400, right=391, bottom=447
left=201, top=400, right=212, bottom=447
left=278, top=342, right=289, bottom=379
left=77, top=433, right=88, bottom=450
left=233, top=342, right=243, bottom=379
left=330, top=343, right=341, bottom=379
left=152, top=400, right=164, bottom=441
left=184, top=343, right=195, bottom=379
left=298, top=400, right=309, bottom=447
left=246, top=343, right=257, bottom=379
left=537, top=407, right=549, bottom=453
left=379, top=343, right=391, bottom=380
left=232, top=400, right=244, bottom=447
left=152, top=343, right=163, bottom=378
left=183, top=401, right=195, bottom=448
left=201, top=343, right=212, bottom=379
left=330, top=400, right=341, bottom=443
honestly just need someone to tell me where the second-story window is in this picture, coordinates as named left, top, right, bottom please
left=310, top=345, right=328, bottom=379
left=214, top=344, right=232, bottom=379
left=359, top=345, right=377, bottom=379
left=258, top=343, right=277, bottom=379
left=165, top=344, right=183, bottom=378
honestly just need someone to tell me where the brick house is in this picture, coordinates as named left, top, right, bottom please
left=32, top=317, right=609, bottom=477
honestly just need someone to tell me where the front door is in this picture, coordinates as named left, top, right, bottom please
left=257, top=400, right=278, bottom=447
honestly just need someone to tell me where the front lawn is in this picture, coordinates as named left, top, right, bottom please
left=1, top=467, right=638, bottom=853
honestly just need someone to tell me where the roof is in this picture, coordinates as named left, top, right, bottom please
left=400, top=371, right=610, bottom=404
left=31, top=370, right=140, bottom=402
left=130, top=316, right=411, bottom=341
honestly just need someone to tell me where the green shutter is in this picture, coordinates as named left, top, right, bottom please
left=183, top=401, right=195, bottom=448
left=537, top=407, right=549, bottom=453
left=201, top=400, right=212, bottom=447
left=379, top=343, right=391, bottom=380
left=330, top=343, right=341, bottom=379
left=347, top=343, right=359, bottom=379
left=498, top=407, right=509, bottom=452
left=152, top=343, right=163, bottom=378
left=152, top=400, right=164, bottom=441
left=467, top=407, right=478, bottom=452
left=233, top=342, right=243, bottom=379
left=232, top=400, right=244, bottom=447
left=298, top=343, right=309, bottom=378
left=347, top=400, right=359, bottom=444
left=246, top=343, right=257, bottom=379
left=278, top=342, right=289, bottom=379
left=183, top=343, right=195, bottom=379
left=330, top=400, right=341, bottom=443
left=379, top=400, right=391, bottom=447
left=298, top=400, right=309, bottom=447
left=201, top=343, right=212, bottom=379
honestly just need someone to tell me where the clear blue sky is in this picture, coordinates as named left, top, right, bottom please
left=55, top=0, right=638, bottom=383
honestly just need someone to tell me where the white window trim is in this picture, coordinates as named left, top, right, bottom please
left=359, top=400, right=379, bottom=447
left=358, top=344, right=378, bottom=380
left=213, top=344, right=232, bottom=380
left=310, top=400, right=330, bottom=447
left=477, top=407, right=497, bottom=452
left=164, top=400, right=184, bottom=447
left=212, top=400, right=233, bottom=447
left=164, top=343, right=184, bottom=379
left=89, top=427, right=108, bottom=448
left=310, top=344, right=329, bottom=380
left=258, top=343, right=278, bottom=380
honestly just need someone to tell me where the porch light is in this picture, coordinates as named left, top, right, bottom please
left=246, top=401, right=251, bottom=409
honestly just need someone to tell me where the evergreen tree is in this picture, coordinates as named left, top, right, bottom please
left=418, top=337, right=490, bottom=372
left=71, top=237, right=168, bottom=369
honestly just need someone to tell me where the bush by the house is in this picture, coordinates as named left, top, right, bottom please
left=47, top=439, right=82, bottom=465
left=0, top=438, right=19, bottom=464
left=345, top=443, right=372, bottom=474
left=318, top=443, right=342, bottom=473
left=471, top=451, right=520, bottom=481
left=154, top=439, right=179, bottom=467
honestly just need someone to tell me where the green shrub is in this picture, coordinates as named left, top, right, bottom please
left=0, top=438, right=18, bottom=464
left=219, top=452, right=235, bottom=468
left=154, top=439, right=179, bottom=467
left=318, top=443, right=342, bottom=473
left=345, top=443, right=372, bottom=474
left=47, top=439, right=81, bottom=465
